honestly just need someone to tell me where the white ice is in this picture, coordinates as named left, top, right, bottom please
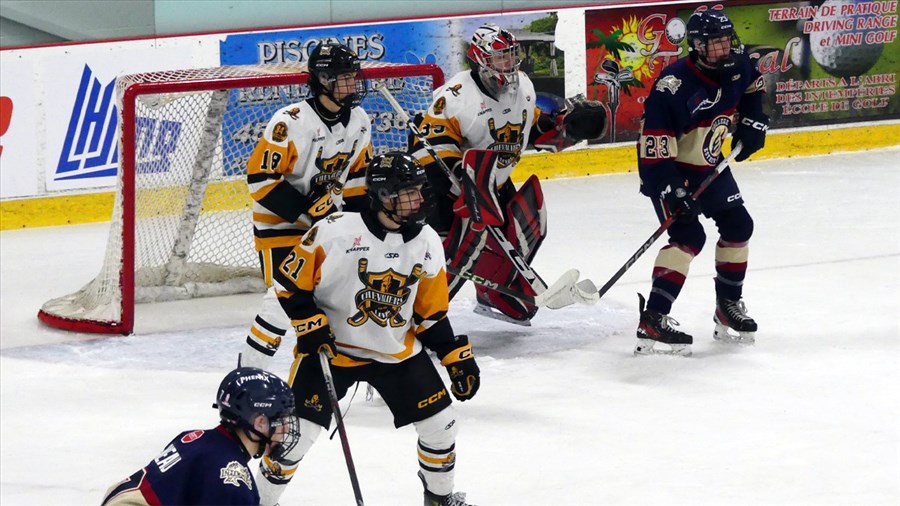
left=2, top=147, right=898, bottom=505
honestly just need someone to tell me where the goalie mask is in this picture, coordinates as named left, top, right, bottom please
left=366, top=152, right=431, bottom=232
left=686, top=9, right=743, bottom=71
left=308, top=42, right=367, bottom=110
left=467, top=23, right=522, bottom=96
left=214, top=367, right=299, bottom=458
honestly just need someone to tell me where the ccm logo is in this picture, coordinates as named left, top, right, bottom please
left=417, top=388, right=447, bottom=408
left=740, top=117, right=768, bottom=132
left=726, top=192, right=742, bottom=203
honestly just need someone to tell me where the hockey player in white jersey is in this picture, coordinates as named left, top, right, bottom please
left=255, top=152, right=479, bottom=506
left=242, top=42, right=374, bottom=371
left=410, top=23, right=606, bottom=326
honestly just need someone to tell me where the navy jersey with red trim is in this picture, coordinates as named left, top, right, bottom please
left=637, top=54, right=765, bottom=196
left=102, top=425, right=258, bottom=506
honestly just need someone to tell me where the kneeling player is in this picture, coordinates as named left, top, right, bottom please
left=102, top=367, right=297, bottom=505
left=410, top=23, right=606, bottom=325
left=255, top=153, right=480, bottom=506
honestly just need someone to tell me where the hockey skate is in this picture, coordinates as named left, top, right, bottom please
left=472, top=294, right=532, bottom=327
left=713, top=298, right=757, bottom=344
left=634, top=293, right=693, bottom=356
left=420, top=471, right=476, bottom=506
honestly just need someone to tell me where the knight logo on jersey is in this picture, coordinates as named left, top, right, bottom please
left=348, top=259, right=423, bottom=327
left=311, top=140, right=358, bottom=187
left=702, top=116, right=732, bottom=165
left=56, top=64, right=183, bottom=182
left=486, top=110, right=527, bottom=168
left=220, top=461, right=253, bottom=489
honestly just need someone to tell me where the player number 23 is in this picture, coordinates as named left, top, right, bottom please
left=643, top=136, right=672, bottom=159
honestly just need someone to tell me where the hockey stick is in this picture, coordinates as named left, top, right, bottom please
left=319, top=350, right=365, bottom=506
left=374, top=82, right=593, bottom=303
left=592, top=144, right=743, bottom=301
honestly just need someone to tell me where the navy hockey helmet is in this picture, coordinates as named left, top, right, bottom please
left=366, top=151, right=431, bottom=231
left=307, top=42, right=367, bottom=109
left=467, top=23, right=522, bottom=96
left=686, top=8, right=743, bottom=70
left=214, top=367, right=297, bottom=456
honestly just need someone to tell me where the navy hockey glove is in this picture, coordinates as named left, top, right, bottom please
left=437, top=335, right=480, bottom=401
left=293, top=313, right=336, bottom=358
left=732, top=114, right=768, bottom=162
left=658, top=177, right=697, bottom=221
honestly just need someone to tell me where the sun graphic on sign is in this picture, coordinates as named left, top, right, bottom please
left=610, top=16, right=655, bottom=81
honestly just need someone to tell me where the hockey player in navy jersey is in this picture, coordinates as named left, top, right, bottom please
left=255, top=152, right=478, bottom=506
left=102, top=367, right=297, bottom=505
left=411, top=23, right=606, bottom=326
left=242, top=42, right=374, bottom=372
left=635, top=7, right=768, bottom=356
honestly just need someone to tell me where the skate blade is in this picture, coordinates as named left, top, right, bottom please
left=634, top=338, right=692, bottom=357
left=473, top=303, right=532, bottom=327
left=713, top=324, right=756, bottom=345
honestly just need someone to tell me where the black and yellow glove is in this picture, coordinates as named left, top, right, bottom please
left=437, top=335, right=480, bottom=401
left=293, top=313, right=336, bottom=358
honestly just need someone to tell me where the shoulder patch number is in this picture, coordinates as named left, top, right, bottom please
left=641, top=135, right=676, bottom=159
left=280, top=250, right=306, bottom=282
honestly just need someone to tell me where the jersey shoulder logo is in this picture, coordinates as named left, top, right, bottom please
left=180, top=430, right=204, bottom=444
left=656, top=75, right=682, bottom=95
left=302, top=226, right=318, bottom=246
left=348, top=259, right=424, bottom=328
left=448, top=84, right=463, bottom=97
left=220, top=461, right=253, bottom=489
left=272, top=122, right=288, bottom=142
left=433, top=96, right=446, bottom=115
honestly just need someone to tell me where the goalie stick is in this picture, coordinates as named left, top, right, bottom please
left=374, top=81, right=596, bottom=306
left=444, top=264, right=597, bottom=309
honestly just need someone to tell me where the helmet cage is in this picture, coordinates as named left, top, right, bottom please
left=308, top=42, right=368, bottom=109
left=468, top=24, right=522, bottom=95
left=215, top=367, right=298, bottom=458
left=366, top=152, right=431, bottom=230
left=686, top=10, right=744, bottom=70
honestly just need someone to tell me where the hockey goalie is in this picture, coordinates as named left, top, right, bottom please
left=409, top=23, right=607, bottom=325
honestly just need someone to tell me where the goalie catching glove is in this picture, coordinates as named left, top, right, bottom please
left=533, top=94, right=608, bottom=152
left=433, top=334, right=480, bottom=401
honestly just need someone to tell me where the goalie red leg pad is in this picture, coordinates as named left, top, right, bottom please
left=443, top=215, right=487, bottom=301
left=456, top=149, right=504, bottom=227
left=472, top=175, right=547, bottom=321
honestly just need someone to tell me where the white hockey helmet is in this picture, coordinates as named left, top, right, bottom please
left=467, top=23, right=522, bottom=96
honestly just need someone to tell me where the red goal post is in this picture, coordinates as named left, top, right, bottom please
left=38, top=62, right=444, bottom=334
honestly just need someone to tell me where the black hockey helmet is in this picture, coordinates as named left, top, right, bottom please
left=214, top=367, right=298, bottom=457
left=307, top=41, right=367, bottom=109
left=686, top=8, right=743, bottom=70
left=366, top=151, right=431, bottom=231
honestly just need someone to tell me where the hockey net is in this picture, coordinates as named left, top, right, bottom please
left=38, top=62, right=443, bottom=334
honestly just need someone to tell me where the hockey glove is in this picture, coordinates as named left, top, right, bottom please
left=293, top=313, right=336, bottom=358
left=658, top=177, right=697, bottom=221
left=437, top=335, right=480, bottom=402
left=306, top=191, right=336, bottom=224
left=731, top=114, right=768, bottom=162
left=562, top=96, right=607, bottom=142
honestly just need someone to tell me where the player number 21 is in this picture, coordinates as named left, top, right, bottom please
left=280, top=250, right=305, bottom=282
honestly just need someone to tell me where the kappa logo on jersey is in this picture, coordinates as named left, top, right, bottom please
left=486, top=110, right=527, bottom=168
left=701, top=116, right=732, bottom=165
left=304, top=394, right=324, bottom=412
left=348, top=259, right=424, bottom=327
left=312, top=139, right=358, bottom=187
left=56, top=65, right=183, bottom=181
left=220, top=461, right=253, bottom=489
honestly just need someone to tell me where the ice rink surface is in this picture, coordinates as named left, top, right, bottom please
left=2, top=147, right=898, bottom=505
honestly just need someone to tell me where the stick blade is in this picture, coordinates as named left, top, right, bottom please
left=535, top=269, right=600, bottom=309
